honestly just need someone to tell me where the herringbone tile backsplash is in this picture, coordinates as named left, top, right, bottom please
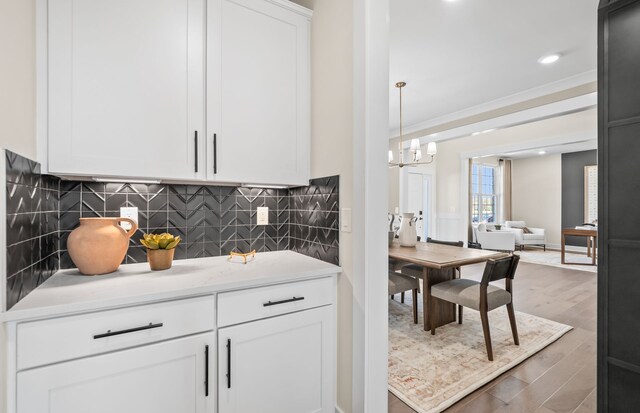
left=5, top=150, right=340, bottom=309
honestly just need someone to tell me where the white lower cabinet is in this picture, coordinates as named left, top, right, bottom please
left=217, top=305, right=334, bottom=413
left=17, top=333, right=215, bottom=413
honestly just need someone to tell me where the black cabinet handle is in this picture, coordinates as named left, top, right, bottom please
left=93, top=322, right=163, bottom=339
left=213, top=133, right=218, bottom=174
left=226, top=338, right=231, bottom=389
left=205, top=345, right=209, bottom=397
left=194, top=131, right=199, bottom=173
left=263, top=296, right=305, bottom=307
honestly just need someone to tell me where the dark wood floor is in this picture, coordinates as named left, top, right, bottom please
left=389, top=260, right=597, bottom=413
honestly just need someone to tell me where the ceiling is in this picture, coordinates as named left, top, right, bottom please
left=389, top=0, right=598, bottom=133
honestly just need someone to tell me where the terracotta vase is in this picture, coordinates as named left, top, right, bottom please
left=67, top=217, right=138, bottom=275
left=146, top=248, right=175, bottom=271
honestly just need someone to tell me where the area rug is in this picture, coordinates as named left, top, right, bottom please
left=388, top=299, right=572, bottom=413
left=516, top=250, right=597, bottom=273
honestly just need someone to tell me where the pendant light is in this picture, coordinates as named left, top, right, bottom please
left=388, top=81, right=437, bottom=168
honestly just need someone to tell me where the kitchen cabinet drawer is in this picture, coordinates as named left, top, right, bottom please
left=17, top=295, right=215, bottom=371
left=217, top=277, right=333, bottom=327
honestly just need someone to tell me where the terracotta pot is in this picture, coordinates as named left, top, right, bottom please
left=147, top=248, right=175, bottom=271
left=67, top=217, right=138, bottom=275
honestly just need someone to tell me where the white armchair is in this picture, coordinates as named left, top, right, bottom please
left=504, top=220, right=546, bottom=251
left=473, top=223, right=516, bottom=252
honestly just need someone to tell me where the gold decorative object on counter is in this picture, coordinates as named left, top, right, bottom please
left=68, top=217, right=138, bottom=275
left=228, top=250, right=256, bottom=264
left=140, top=233, right=181, bottom=271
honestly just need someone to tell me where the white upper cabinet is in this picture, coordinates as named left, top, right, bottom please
left=45, top=0, right=310, bottom=185
left=47, top=0, right=206, bottom=180
left=206, top=0, right=310, bottom=186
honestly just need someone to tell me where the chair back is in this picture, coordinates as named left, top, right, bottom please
left=426, top=237, right=464, bottom=248
left=481, top=255, right=520, bottom=285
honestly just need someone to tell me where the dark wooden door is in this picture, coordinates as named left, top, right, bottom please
left=598, top=0, right=640, bottom=410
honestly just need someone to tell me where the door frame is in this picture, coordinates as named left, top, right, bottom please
left=351, top=0, right=390, bottom=411
left=402, top=171, right=435, bottom=241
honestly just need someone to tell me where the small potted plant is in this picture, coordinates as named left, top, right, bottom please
left=140, top=233, right=181, bottom=271
left=495, top=224, right=502, bottom=230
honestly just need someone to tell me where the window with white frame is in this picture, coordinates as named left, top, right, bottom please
left=471, top=163, right=498, bottom=223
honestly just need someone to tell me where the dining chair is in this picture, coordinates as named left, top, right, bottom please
left=429, top=255, right=520, bottom=361
left=388, top=271, right=420, bottom=323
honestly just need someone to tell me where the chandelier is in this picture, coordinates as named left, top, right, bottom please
left=388, top=81, right=437, bottom=168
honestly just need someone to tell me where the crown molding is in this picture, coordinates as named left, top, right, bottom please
left=390, top=69, right=597, bottom=138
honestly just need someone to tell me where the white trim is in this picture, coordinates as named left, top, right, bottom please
left=397, top=93, right=597, bottom=149
left=459, top=131, right=597, bottom=160
left=352, top=0, right=389, bottom=412
left=390, top=70, right=597, bottom=138
left=335, top=407, right=346, bottom=413
left=264, top=0, right=313, bottom=18
left=36, top=0, right=48, bottom=172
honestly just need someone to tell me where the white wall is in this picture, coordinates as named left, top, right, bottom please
left=0, top=0, right=37, bottom=159
left=432, top=108, right=596, bottom=241
left=512, top=154, right=562, bottom=246
left=310, top=0, right=354, bottom=410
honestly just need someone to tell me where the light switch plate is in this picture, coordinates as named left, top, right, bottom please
left=340, top=208, right=352, bottom=233
left=257, top=207, right=269, bottom=225
left=120, top=207, right=138, bottom=230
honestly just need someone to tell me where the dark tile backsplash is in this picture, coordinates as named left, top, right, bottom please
left=5, top=151, right=60, bottom=309
left=58, top=183, right=293, bottom=268
left=290, top=176, right=340, bottom=265
left=5, top=150, right=340, bottom=309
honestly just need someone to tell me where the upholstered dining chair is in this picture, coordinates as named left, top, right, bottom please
left=429, top=255, right=520, bottom=361
left=389, top=271, right=420, bottom=324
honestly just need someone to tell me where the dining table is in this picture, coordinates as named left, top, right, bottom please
left=389, top=241, right=508, bottom=331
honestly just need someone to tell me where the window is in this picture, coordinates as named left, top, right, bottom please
left=471, top=164, right=497, bottom=223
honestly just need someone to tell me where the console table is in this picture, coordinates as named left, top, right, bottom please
left=561, top=228, right=598, bottom=265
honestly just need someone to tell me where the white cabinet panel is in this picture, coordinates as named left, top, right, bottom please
left=207, top=0, right=310, bottom=185
left=48, top=0, right=205, bottom=180
left=218, top=306, right=334, bottom=413
left=17, top=296, right=215, bottom=370
left=17, top=333, right=215, bottom=413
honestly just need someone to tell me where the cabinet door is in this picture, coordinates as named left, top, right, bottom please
left=48, top=0, right=205, bottom=180
left=207, top=0, right=310, bottom=185
left=17, top=333, right=215, bottom=413
left=218, top=306, right=334, bottom=413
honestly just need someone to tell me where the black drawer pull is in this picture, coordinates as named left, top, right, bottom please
left=263, top=296, right=305, bottom=307
left=93, top=322, right=164, bottom=339
left=194, top=131, right=199, bottom=173
left=226, top=338, right=231, bottom=389
left=205, top=345, right=210, bottom=397
left=213, top=133, right=218, bottom=174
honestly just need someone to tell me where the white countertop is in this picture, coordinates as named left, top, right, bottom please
left=2, top=251, right=340, bottom=322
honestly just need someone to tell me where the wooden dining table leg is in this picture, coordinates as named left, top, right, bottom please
left=422, top=267, right=429, bottom=331
left=422, top=266, right=457, bottom=331
left=592, top=236, right=597, bottom=265
left=561, top=233, right=566, bottom=264
left=587, top=236, right=591, bottom=257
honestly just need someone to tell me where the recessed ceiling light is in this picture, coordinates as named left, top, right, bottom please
left=538, top=54, right=561, bottom=65
left=472, top=132, right=481, bottom=136
left=538, top=150, right=547, bottom=155
left=482, top=129, right=495, bottom=134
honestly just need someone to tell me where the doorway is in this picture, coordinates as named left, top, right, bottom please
left=406, top=172, right=431, bottom=241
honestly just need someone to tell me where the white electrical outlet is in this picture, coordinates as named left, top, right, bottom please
left=257, top=207, right=269, bottom=225
left=120, top=207, right=138, bottom=230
